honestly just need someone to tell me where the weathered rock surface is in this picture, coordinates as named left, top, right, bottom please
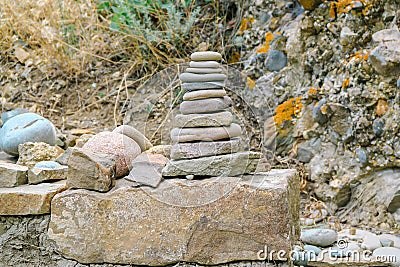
left=0, top=113, right=56, bottom=156
left=191, top=51, right=222, bottom=61
left=180, top=73, right=227, bottom=83
left=183, top=89, right=227, bottom=101
left=0, top=162, right=28, bottom=187
left=82, top=131, right=141, bottom=177
left=180, top=97, right=232, bottom=114
left=112, top=125, right=153, bottom=152
left=174, top=111, right=233, bottom=128
left=372, top=28, right=400, bottom=43
left=48, top=169, right=299, bottom=265
left=28, top=165, right=68, bottom=185
left=369, top=41, right=400, bottom=76
left=162, top=151, right=261, bottom=177
left=0, top=181, right=67, bottom=215
left=16, top=142, right=64, bottom=168
left=125, top=152, right=168, bottom=187
left=67, top=148, right=116, bottom=192
left=170, top=138, right=242, bottom=160
left=171, top=123, right=241, bottom=143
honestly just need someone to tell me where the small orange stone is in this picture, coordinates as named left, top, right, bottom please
left=376, top=99, right=389, bottom=117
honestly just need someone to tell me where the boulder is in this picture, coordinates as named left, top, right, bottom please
left=82, top=131, right=141, bottom=177
left=0, top=113, right=56, bottom=156
left=48, top=169, right=299, bottom=265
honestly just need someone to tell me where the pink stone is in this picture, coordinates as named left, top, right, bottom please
left=82, top=132, right=141, bottom=177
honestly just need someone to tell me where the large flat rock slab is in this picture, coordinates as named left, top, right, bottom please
left=48, top=169, right=299, bottom=265
left=0, top=181, right=67, bottom=215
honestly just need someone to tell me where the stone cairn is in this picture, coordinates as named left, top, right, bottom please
left=162, top=51, right=261, bottom=178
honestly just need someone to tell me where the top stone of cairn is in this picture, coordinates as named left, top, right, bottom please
left=191, top=51, right=222, bottom=61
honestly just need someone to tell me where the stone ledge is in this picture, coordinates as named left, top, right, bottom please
left=48, top=169, right=299, bottom=265
left=0, top=181, right=67, bottom=215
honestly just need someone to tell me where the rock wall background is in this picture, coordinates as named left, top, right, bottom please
left=235, top=0, right=400, bottom=229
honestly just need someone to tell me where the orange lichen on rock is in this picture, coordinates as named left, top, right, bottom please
left=376, top=99, right=389, bottom=116
left=237, top=17, right=255, bottom=35
left=274, top=97, right=303, bottom=127
left=347, top=51, right=370, bottom=64
left=342, top=77, right=350, bottom=89
left=329, top=0, right=371, bottom=18
left=308, top=87, right=319, bottom=96
left=246, top=76, right=256, bottom=90
left=256, top=32, right=274, bottom=54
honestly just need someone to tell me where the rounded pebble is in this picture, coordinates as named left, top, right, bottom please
left=301, top=228, right=338, bottom=247
left=265, top=50, right=287, bottom=71
left=191, top=51, right=222, bottom=61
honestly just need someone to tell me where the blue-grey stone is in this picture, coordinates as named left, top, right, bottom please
left=355, top=148, right=368, bottom=166
left=296, top=147, right=314, bottom=163
left=312, top=99, right=328, bottom=124
left=1, top=108, right=28, bottom=125
left=0, top=113, right=56, bottom=156
left=373, top=119, right=385, bottom=137
left=301, top=228, right=338, bottom=247
left=265, top=50, right=287, bottom=72
left=397, top=77, right=400, bottom=88
left=304, top=245, right=322, bottom=255
left=34, top=161, right=61, bottom=169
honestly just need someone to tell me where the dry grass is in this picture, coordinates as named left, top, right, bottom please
left=0, top=0, right=241, bottom=131
left=0, top=0, right=122, bottom=75
left=0, top=0, right=238, bottom=76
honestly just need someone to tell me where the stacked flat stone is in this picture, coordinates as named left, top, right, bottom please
left=162, top=52, right=261, bottom=178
